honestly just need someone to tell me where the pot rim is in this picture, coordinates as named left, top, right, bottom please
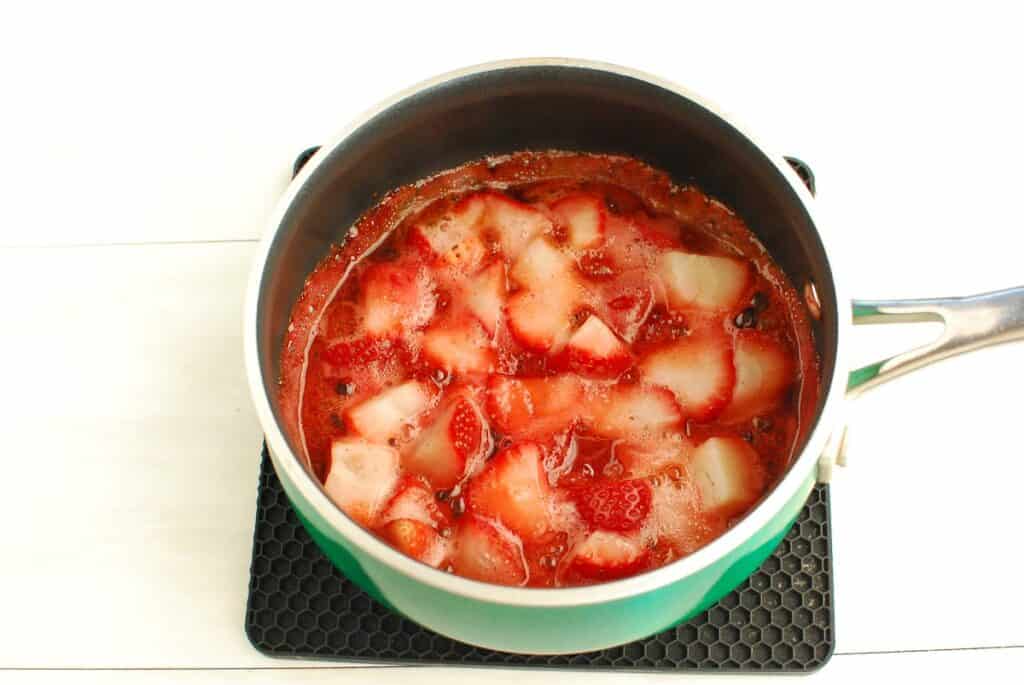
left=244, top=57, right=852, bottom=608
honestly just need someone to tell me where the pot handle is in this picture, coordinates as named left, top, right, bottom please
left=818, top=286, right=1024, bottom=480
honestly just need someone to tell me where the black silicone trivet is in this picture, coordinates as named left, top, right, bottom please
left=245, top=153, right=833, bottom=672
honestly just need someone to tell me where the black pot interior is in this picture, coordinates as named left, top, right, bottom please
left=256, top=64, right=838, bottom=459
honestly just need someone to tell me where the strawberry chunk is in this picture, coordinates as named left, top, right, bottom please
left=410, top=194, right=488, bottom=274
left=553, top=315, right=632, bottom=378
left=568, top=530, right=648, bottom=580
left=378, top=519, right=447, bottom=567
left=639, top=332, right=735, bottom=420
left=615, top=435, right=694, bottom=478
left=647, top=478, right=716, bottom=554
left=485, top=374, right=584, bottom=437
left=690, top=436, right=766, bottom=516
left=551, top=194, right=606, bottom=249
left=603, top=215, right=661, bottom=271
left=324, top=439, right=400, bottom=526
left=658, top=251, right=751, bottom=311
left=464, top=443, right=553, bottom=541
left=573, top=479, right=652, bottom=532
left=589, top=384, right=683, bottom=439
left=404, top=396, right=492, bottom=490
left=481, top=192, right=552, bottom=259
left=462, top=260, right=507, bottom=336
left=380, top=476, right=445, bottom=527
left=451, top=515, right=528, bottom=586
left=507, top=238, right=582, bottom=351
left=421, top=317, right=496, bottom=376
left=720, top=330, right=795, bottom=422
left=360, top=260, right=436, bottom=336
left=344, top=380, right=434, bottom=444
left=591, top=269, right=655, bottom=343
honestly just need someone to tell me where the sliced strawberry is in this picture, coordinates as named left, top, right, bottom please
left=553, top=315, right=632, bottom=378
left=567, top=530, right=648, bottom=580
left=509, top=236, right=575, bottom=290
left=404, top=396, right=492, bottom=490
left=410, top=194, right=488, bottom=273
left=360, top=260, right=436, bottom=336
left=451, top=515, right=527, bottom=586
left=720, top=330, right=795, bottom=422
left=551, top=194, right=606, bottom=249
left=464, top=442, right=553, bottom=541
left=658, top=251, right=751, bottom=312
left=380, top=476, right=444, bottom=527
left=507, top=238, right=582, bottom=351
left=589, top=383, right=683, bottom=439
left=421, top=317, right=496, bottom=376
left=462, top=260, right=506, bottom=336
left=615, top=435, right=694, bottom=478
left=378, top=519, right=447, bottom=567
left=590, top=269, right=655, bottom=343
left=323, top=439, right=400, bottom=526
left=481, top=192, right=552, bottom=259
left=485, top=374, right=584, bottom=437
left=639, top=332, right=735, bottom=420
left=603, top=215, right=661, bottom=271
left=646, top=478, right=715, bottom=554
left=573, top=479, right=652, bottom=532
left=690, top=436, right=766, bottom=516
left=344, top=380, right=434, bottom=444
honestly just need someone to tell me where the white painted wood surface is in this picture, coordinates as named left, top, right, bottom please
left=3, top=2, right=1022, bottom=681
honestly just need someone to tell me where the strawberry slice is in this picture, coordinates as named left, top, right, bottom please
left=481, top=192, right=552, bottom=259
left=507, top=238, right=582, bottom=351
left=602, top=215, right=661, bottom=271
left=553, top=314, right=632, bottom=378
left=720, top=330, right=795, bottom=422
left=551, top=194, right=606, bottom=249
left=589, top=384, right=683, bottom=439
left=462, top=260, right=507, bottom=337
left=647, top=478, right=715, bottom=554
left=404, top=396, right=492, bottom=490
left=323, top=439, right=400, bottom=526
left=451, top=515, right=528, bottom=586
left=690, top=436, right=766, bottom=516
left=573, top=479, right=652, bottom=532
left=639, top=332, right=736, bottom=420
left=658, top=251, right=751, bottom=312
left=378, top=519, right=447, bottom=567
left=567, top=530, right=648, bottom=580
left=344, top=380, right=434, bottom=444
left=421, top=317, right=496, bottom=376
left=485, top=374, right=584, bottom=437
left=590, top=269, right=655, bottom=343
left=360, top=260, right=436, bottom=336
left=464, top=443, right=553, bottom=541
left=410, top=194, right=488, bottom=274
left=615, top=435, right=694, bottom=478
left=380, top=476, right=445, bottom=527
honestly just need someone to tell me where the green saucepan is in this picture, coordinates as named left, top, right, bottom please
left=244, top=59, right=1024, bottom=654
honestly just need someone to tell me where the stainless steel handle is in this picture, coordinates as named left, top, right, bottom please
left=847, top=286, right=1024, bottom=397
left=818, top=287, right=1024, bottom=481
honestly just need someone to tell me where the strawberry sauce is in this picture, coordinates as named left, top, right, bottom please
left=279, top=151, right=820, bottom=587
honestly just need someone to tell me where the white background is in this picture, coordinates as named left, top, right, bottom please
left=2, top=1, right=1022, bottom=682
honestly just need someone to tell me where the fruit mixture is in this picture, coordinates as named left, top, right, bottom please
left=279, top=152, right=819, bottom=587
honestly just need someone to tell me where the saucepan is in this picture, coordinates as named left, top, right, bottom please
left=243, top=58, right=1024, bottom=653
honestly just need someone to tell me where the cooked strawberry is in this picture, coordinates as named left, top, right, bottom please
left=378, top=519, right=447, bottom=567
left=646, top=478, right=716, bottom=553
left=658, top=251, right=751, bottom=311
left=553, top=315, right=632, bottom=378
left=481, top=192, right=552, bottom=259
left=380, top=476, right=445, bottom=527
left=615, top=435, right=694, bottom=478
left=506, top=238, right=582, bottom=351
left=322, top=336, right=396, bottom=367
left=409, top=194, right=488, bottom=273
left=690, top=436, right=765, bottom=516
left=404, top=396, right=492, bottom=490
left=639, top=332, right=735, bottom=420
left=421, top=317, right=496, bottom=376
left=464, top=443, right=553, bottom=541
left=344, top=380, right=434, bottom=444
left=462, top=260, right=507, bottom=336
left=451, top=515, right=527, bottom=586
left=323, top=439, right=400, bottom=526
left=720, top=330, right=794, bottom=422
left=567, top=530, right=648, bottom=580
left=485, top=374, right=584, bottom=437
left=551, top=194, right=606, bottom=249
left=360, top=260, right=436, bottom=336
left=602, top=215, right=661, bottom=271
left=573, top=479, right=652, bottom=532
left=589, top=384, right=683, bottom=439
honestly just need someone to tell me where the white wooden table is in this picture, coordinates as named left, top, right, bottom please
left=3, top=3, right=1023, bottom=682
